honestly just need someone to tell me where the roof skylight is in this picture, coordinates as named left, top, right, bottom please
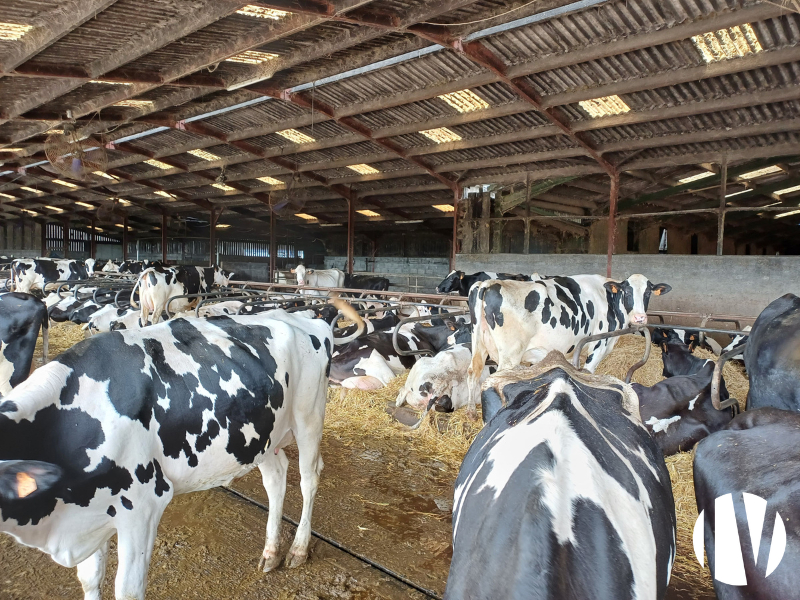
left=578, top=95, right=631, bottom=118
left=144, top=159, right=173, bottom=170
left=776, top=184, right=800, bottom=196
left=75, top=201, right=94, bottom=208
left=20, top=186, right=42, bottom=194
left=225, top=50, right=278, bottom=65
left=0, top=193, right=15, bottom=199
left=438, top=89, right=490, bottom=113
left=775, top=209, right=800, bottom=219
left=739, top=165, right=782, bottom=180
left=691, top=24, right=762, bottom=64
left=52, top=179, right=79, bottom=189
left=276, top=129, right=315, bottom=144
left=347, top=164, right=379, bottom=175
left=295, top=213, right=317, bottom=220
left=432, top=204, right=455, bottom=212
left=419, top=127, right=462, bottom=144
left=188, top=149, right=220, bottom=161
left=0, top=22, right=33, bottom=41
left=113, top=100, right=154, bottom=109
left=678, top=172, right=714, bottom=184
left=212, top=183, right=236, bottom=191
left=45, top=205, right=64, bottom=212
left=155, top=191, right=176, bottom=199
left=236, top=5, right=289, bottom=19
left=93, top=171, right=116, bottom=180
left=357, top=209, right=380, bottom=217
left=257, top=176, right=283, bottom=185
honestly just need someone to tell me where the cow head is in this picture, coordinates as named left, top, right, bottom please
left=0, top=460, right=62, bottom=504
left=292, top=264, right=308, bottom=285
left=603, top=274, right=671, bottom=326
left=436, top=270, right=464, bottom=294
left=213, top=268, right=234, bottom=287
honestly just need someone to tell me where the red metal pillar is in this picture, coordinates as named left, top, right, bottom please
left=269, top=211, right=276, bottom=281
left=606, top=172, right=619, bottom=279
left=90, top=218, right=97, bottom=259
left=62, top=218, right=69, bottom=259
left=161, top=214, right=167, bottom=263
left=209, top=209, right=216, bottom=267
left=451, top=187, right=460, bottom=272
left=347, top=196, right=355, bottom=275
left=122, top=216, right=128, bottom=261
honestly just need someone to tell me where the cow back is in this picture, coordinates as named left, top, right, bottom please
left=744, top=293, right=800, bottom=411
left=448, top=354, right=675, bottom=600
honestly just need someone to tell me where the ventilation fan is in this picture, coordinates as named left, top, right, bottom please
left=44, top=119, right=109, bottom=182
left=269, top=173, right=306, bottom=217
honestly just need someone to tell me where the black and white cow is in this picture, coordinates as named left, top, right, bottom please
left=132, top=265, right=234, bottom=325
left=651, top=328, right=722, bottom=355
left=0, top=301, right=364, bottom=600
left=343, top=274, right=390, bottom=292
left=435, top=270, right=532, bottom=296
left=744, top=294, right=800, bottom=411
left=466, top=274, right=671, bottom=413
left=329, top=322, right=457, bottom=390
left=336, top=311, right=399, bottom=338
left=721, top=326, right=750, bottom=360
left=634, top=357, right=735, bottom=456
left=446, top=353, right=676, bottom=599
left=395, top=345, right=491, bottom=414
left=694, top=408, right=800, bottom=599
left=12, top=259, right=88, bottom=294
left=0, top=292, right=48, bottom=395
left=84, top=304, right=137, bottom=333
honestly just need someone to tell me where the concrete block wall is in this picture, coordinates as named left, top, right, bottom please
left=457, top=253, right=800, bottom=318
left=323, top=256, right=451, bottom=278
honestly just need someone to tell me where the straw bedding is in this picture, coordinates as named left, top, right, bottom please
left=34, top=324, right=749, bottom=594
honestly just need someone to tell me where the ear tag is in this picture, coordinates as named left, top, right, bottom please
left=17, top=472, right=37, bottom=498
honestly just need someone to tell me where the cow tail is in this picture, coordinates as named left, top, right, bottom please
left=129, top=269, right=149, bottom=309
left=467, top=284, right=488, bottom=410
left=41, top=312, right=49, bottom=364
left=331, top=296, right=365, bottom=345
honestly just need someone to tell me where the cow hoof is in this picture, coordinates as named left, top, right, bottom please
left=258, top=551, right=282, bottom=572
left=285, top=549, right=308, bottom=569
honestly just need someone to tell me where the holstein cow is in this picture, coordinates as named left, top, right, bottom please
left=0, top=292, right=48, bottom=395
left=435, top=270, right=532, bottom=296
left=291, top=265, right=345, bottom=293
left=131, top=265, right=234, bottom=326
left=396, top=345, right=491, bottom=415
left=633, top=357, right=736, bottom=456
left=329, top=321, right=460, bottom=391
left=744, top=294, right=800, bottom=411
left=694, top=408, right=800, bottom=599
left=651, top=327, right=722, bottom=355
left=343, top=274, right=390, bottom=293
left=446, top=353, right=676, bottom=600
left=12, top=258, right=88, bottom=294
left=721, top=326, right=750, bottom=361
left=0, top=301, right=364, bottom=600
left=466, top=274, right=671, bottom=414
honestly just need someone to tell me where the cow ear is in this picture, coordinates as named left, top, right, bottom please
left=308, top=269, right=315, bottom=274
left=661, top=342, right=668, bottom=353
left=459, top=273, right=463, bottom=279
left=652, top=283, right=671, bottom=296
left=603, top=281, right=621, bottom=295
left=0, top=461, right=62, bottom=502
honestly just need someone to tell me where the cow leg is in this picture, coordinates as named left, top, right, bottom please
left=76, top=540, right=109, bottom=600
left=257, top=449, right=289, bottom=572
left=113, top=499, right=169, bottom=600
left=466, top=345, right=488, bottom=419
left=286, top=397, right=325, bottom=568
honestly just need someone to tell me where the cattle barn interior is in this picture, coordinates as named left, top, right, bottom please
left=1, top=0, right=800, bottom=598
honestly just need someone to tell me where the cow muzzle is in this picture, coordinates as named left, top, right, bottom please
left=631, top=313, right=648, bottom=325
